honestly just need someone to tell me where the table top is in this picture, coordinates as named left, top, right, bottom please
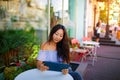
left=70, top=48, right=87, bottom=53
left=83, top=45, right=94, bottom=49
left=14, top=68, right=73, bottom=80
left=83, top=41, right=100, bottom=46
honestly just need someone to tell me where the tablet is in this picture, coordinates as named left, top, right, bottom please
left=43, top=61, right=70, bottom=71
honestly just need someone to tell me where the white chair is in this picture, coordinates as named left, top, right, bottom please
left=82, top=37, right=97, bottom=65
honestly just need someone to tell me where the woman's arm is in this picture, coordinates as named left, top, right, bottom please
left=61, top=62, right=69, bottom=75
left=37, top=42, right=49, bottom=71
left=36, top=60, right=42, bottom=69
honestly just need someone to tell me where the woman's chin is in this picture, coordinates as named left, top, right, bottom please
left=54, top=40, right=59, bottom=43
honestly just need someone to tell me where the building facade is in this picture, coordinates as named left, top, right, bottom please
left=0, top=0, right=99, bottom=43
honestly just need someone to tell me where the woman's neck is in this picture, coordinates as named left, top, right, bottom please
left=49, top=41, right=56, bottom=46
left=48, top=41, right=57, bottom=50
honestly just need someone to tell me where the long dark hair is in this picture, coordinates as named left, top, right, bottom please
left=48, top=24, right=70, bottom=63
left=96, top=22, right=101, bottom=27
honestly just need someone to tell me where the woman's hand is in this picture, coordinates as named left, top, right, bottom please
left=62, top=69, right=68, bottom=75
left=39, top=64, right=49, bottom=71
left=37, top=61, right=49, bottom=71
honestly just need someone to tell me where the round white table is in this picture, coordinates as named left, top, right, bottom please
left=14, top=68, right=73, bottom=80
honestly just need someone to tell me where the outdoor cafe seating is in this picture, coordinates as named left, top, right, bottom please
left=70, top=37, right=100, bottom=66
left=82, top=37, right=100, bottom=66
left=70, top=38, right=90, bottom=62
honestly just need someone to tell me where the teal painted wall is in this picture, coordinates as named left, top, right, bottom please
left=68, top=0, right=76, bottom=38
left=76, top=0, right=86, bottom=42
left=69, top=0, right=75, bottom=21
left=69, top=0, right=86, bottom=43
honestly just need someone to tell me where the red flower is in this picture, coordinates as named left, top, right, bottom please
left=71, top=38, right=80, bottom=48
left=16, top=62, right=21, bottom=66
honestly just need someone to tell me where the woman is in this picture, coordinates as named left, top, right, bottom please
left=36, top=24, right=83, bottom=80
left=95, top=22, right=101, bottom=42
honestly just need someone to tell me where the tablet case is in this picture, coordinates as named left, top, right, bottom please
left=43, top=61, right=70, bottom=71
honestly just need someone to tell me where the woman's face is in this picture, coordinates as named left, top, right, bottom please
left=52, top=29, right=64, bottom=43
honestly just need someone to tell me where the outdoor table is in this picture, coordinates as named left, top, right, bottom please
left=14, top=68, right=73, bottom=80
left=82, top=41, right=99, bottom=46
left=70, top=48, right=87, bottom=53
left=82, top=41, right=100, bottom=65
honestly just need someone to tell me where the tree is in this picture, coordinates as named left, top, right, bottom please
left=100, top=7, right=107, bottom=23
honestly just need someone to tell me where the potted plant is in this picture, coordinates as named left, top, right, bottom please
left=0, top=27, right=37, bottom=66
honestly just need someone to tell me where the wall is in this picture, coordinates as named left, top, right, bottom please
left=69, top=0, right=86, bottom=43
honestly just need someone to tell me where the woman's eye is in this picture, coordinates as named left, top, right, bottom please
left=55, top=33, right=63, bottom=37
left=55, top=33, right=58, bottom=35
left=60, top=35, right=63, bottom=37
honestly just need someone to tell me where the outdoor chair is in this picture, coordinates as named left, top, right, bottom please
left=82, top=37, right=100, bottom=66
left=81, top=37, right=95, bottom=62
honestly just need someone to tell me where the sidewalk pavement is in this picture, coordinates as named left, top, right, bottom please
left=83, top=45, right=120, bottom=80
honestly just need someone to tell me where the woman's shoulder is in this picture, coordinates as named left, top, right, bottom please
left=39, top=48, right=57, bottom=54
left=40, top=42, right=48, bottom=50
left=40, top=41, right=57, bottom=51
left=39, top=50, right=57, bottom=53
